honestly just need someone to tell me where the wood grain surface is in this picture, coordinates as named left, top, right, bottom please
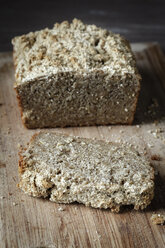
left=0, top=43, right=165, bottom=248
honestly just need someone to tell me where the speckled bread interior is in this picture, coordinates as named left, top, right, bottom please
left=18, top=132, right=154, bottom=212
left=12, top=19, right=141, bottom=128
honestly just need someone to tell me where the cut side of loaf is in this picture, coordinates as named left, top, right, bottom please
left=12, top=19, right=141, bottom=128
left=18, top=132, right=154, bottom=212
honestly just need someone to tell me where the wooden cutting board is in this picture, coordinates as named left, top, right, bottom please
left=0, top=43, right=165, bottom=248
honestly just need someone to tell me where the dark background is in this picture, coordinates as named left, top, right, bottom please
left=0, top=0, right=165, bottom=52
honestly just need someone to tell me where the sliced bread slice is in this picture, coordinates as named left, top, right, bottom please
left=18, top=132, right=154, bottom=212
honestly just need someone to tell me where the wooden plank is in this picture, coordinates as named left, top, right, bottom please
left=0, top=43, right=165, bottom=248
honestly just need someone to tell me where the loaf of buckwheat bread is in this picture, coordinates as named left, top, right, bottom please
left=18, top=132, right=154, bottom=212
left=12, top=19, right=141, bottom=128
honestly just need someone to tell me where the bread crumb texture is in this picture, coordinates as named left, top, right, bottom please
left=18, top=132, right=154, bottom=212
left=151, top=214, right=165, bottom=225
left=12, top=19, right=141, bottom=128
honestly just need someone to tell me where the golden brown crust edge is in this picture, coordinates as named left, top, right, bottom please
left=18, top=132, right=40, bottom=174
left=127, top=74, right=141, bottom=125
left=13, top=52, right=27, bottom=129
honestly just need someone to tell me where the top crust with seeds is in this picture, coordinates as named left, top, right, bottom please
left=12, top=19, right=140, bottom=84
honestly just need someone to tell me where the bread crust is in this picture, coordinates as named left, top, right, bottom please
left=18, top=132, right=40, bottom=174
left=128, top=74, right=141, bottom=124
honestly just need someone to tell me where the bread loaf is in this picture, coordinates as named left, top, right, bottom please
left=12, top=19, right=141, bottom=128
left=18, top=132, right=154, bottom=212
